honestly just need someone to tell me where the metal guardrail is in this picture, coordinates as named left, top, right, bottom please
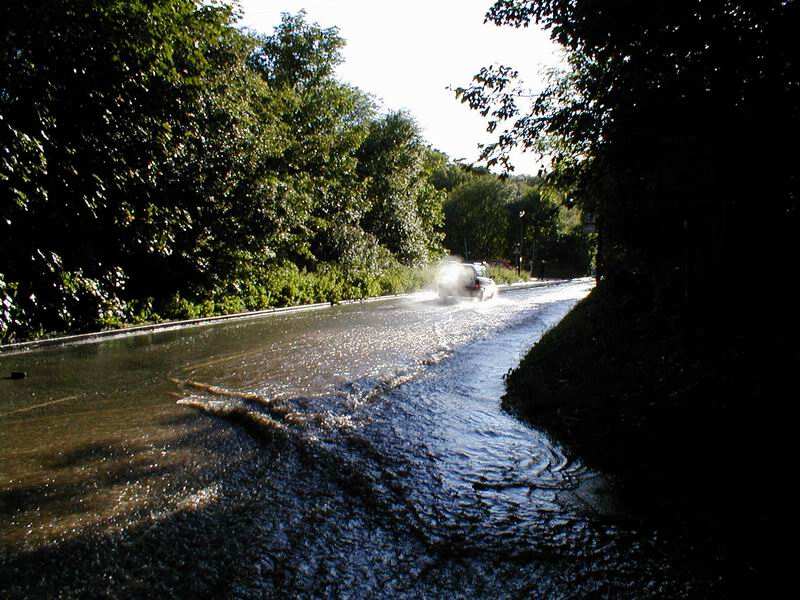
left=0, top=279, right=573, bottom=356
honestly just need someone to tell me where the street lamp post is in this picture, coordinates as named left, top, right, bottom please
left=517, top=210, right=525, bottom=276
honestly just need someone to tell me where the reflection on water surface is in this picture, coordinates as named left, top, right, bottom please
left=1, top=280, right=722, bottom=597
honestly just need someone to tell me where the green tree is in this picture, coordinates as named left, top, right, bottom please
left=248, top=11, right=375, bottom=264
left=0, top=0, right=245, bottom=335
left=0, top=5, right=450, bottom=342
left=444, top=177, right=512, bottom=260
left=426, top=150, right=473, bottom=193
left=357, top=111, right=445, bottom=264
left=508, top=187, right=593, bottom=277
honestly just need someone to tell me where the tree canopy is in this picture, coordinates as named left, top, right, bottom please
left=0, top=3, right=451, bottom=341
left=458, top=0, right=799, bottom=316
left=441, top=169, right=592, bottom=275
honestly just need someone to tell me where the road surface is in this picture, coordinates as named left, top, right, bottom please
left=1, top=279, right=719, bottom=597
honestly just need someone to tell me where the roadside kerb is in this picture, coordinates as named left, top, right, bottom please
left=0, top=279, right=574, bottom=356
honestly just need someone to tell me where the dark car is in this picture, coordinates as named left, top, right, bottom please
left=437, top=262, right=498, bottom=301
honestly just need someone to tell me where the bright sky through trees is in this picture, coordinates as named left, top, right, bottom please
left=238, top=0, right=563, bottom=175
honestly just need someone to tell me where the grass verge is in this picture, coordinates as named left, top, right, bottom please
left=503, top=283, right=791, bottom=591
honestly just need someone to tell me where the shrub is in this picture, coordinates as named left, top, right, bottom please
left=486, top=264, right=529, bottom=284
left=1, top=258, right=437, bottom=342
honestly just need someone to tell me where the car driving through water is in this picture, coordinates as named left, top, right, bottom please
left=437, top=262, right=498, bottom=301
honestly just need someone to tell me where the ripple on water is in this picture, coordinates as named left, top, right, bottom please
left=9, top=281, right=684, bottom=594
left=167, top=283, right=615, bottom=556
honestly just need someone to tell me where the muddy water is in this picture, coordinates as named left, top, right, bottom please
left=0, top=280, right=720, bottom=597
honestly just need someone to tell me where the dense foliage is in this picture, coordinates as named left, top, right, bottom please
left=459, top=0, right=799, bottom=320
left=440, top=169, right=593, bottom=277
left=357, top=112, right=445, bottom=264
left=0, top=2, right=448, bottom=342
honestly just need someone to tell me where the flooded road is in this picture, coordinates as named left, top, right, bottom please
left=1, top=279, right=720, bottom=597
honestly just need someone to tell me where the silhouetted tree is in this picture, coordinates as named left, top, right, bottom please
left=458, top=0, right=799, bottom=319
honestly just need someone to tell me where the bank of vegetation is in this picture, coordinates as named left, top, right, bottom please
left=0, top=1, right=594, bottom=344
left=464, top=0, right=796, bottom=589
left=435, top=161, right=594, bottom=278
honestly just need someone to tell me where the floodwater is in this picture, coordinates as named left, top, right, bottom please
left=1, top=280, right=722, bottom=597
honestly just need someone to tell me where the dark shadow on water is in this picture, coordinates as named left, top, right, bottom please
left=0, top=413, right=282, bottom=597
left=0, top=419, right=230, bottom=524
left=0, top=464, right=177, bottom=519
left=157, top=412, right=205, bottom=427
left=0, top=402, right=406, bottom=598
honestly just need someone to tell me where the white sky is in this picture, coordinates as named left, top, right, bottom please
left=237, top=0, right=564, bottom=175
